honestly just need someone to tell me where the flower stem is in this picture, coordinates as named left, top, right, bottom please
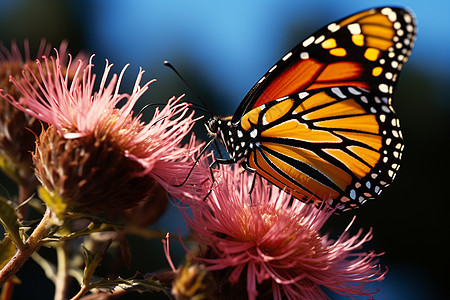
left=0, top=278, right=16, bottom=300
left=54, top=242, right=69, bottom=300
left=0, top=207, right=53, bottom=286
left=70, top=285, right=89, bottom=300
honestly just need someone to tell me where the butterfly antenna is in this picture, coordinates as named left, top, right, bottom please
left=164, top=61, right=213, bottom=117
left=137, top=103, right=167, bottom=115
left=165, top=61, right=226, bottom=193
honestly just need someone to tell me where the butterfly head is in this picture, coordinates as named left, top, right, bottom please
left=205, top=117, right=220, bottom=138
left=205, top=117, right=231, bottom=153
left=205, top=116, right=233, bottom=136
left=205, top=116, right=251, bottom=162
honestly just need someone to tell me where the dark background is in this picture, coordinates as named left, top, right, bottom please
left=1, top=0, right=448, bottom=299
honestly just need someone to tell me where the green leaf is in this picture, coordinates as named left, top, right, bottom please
left=0, top=154, right=21, bottom=184
left=0, top=196, right=24, bottom=249
left=0, top=236, right=17, bottom=269
left=42, top=221, right=125, bottom=243
left=87, top=274, right=169, bottom=296
left=81, top=240, right=112, bottom=288
left=37, top=186, right=67, bottom=219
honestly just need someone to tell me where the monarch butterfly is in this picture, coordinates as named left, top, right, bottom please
left=205, top=7, right=416, bottom=211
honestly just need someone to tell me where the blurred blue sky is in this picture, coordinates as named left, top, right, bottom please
left=3, top=0, right=448, bottom=108
left=79, top=0, right=450, bottom=107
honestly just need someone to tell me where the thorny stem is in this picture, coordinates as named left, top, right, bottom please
left=0, top=207, right=53, bottom=286
left=54, top=243, right=69, bottom=300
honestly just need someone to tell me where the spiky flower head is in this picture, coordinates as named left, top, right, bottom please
left=183, top=165, right=386, bottom=299
left=2, top=51, right=206, bottom=218
left=0, top=40, right=82, bottom=186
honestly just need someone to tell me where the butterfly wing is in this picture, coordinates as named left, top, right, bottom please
left=232, top=7, right=416, bottom=124
left=244, top=86, right=402, bottom=211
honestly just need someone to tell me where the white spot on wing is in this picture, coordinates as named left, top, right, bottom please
left=314, top=35, right=325, bottom=44
left=327, top=23, right=340, bottom=32
left=404, top=13, right=412, bottom=24
left=300, top=52, right=309, bottom=59
left=348, top=87, right=361, bottom=95
left=392, top=130, right=399, bottom=138
left=302, top=36, right=315, bottom=47
left=258, top=76, right=266, bottom=84
left=282, top=52, right=292, bottom=61
left=347, top=23, right=361, bottom=34
left=379, top=84, right=389, bottom=93
left=298, top=92, right=309, bottom=99
left=375, top=186, right=381, bottom=194
left=331, top=87, right=346, bottom=99
left=381, top=105, right=391, bottom=113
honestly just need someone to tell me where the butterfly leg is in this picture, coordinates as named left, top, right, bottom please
left=248, top=171, right=257, bottom=206
left=202, top=158, right=235, bottom=201
left=173, top=138, right=216, bottom=187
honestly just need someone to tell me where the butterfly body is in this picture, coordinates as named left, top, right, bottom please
left=207, top=7, right=416, bottom=211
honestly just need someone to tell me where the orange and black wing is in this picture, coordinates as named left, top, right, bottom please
left=232, top=7, right=416, bottom=123
left=244, top=86, right=402, bottom=211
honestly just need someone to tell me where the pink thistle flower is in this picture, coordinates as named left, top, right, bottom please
left=182, top=165, right=386, bottom=299
left=1, top=51, right=208, bottom=216
left=0, top=40, right=85, bottom=187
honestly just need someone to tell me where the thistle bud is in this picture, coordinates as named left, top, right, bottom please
left=172, top=261, right=211, bottom=300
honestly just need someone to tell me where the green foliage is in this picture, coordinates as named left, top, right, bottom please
left=37, top=186, right=67, bottom=220
left=0, top=196, right=24, bottom=250
left=89, top=275, right=170, bottom=296
left=0, top=236, right=16, bottom=269
left=78, top=242, right=169, bottom=298
left=42, top=220, right=125, bottom=243
left=0, top=155, right=21, bottom=184
left=81, top=241, right=112, bottom=289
